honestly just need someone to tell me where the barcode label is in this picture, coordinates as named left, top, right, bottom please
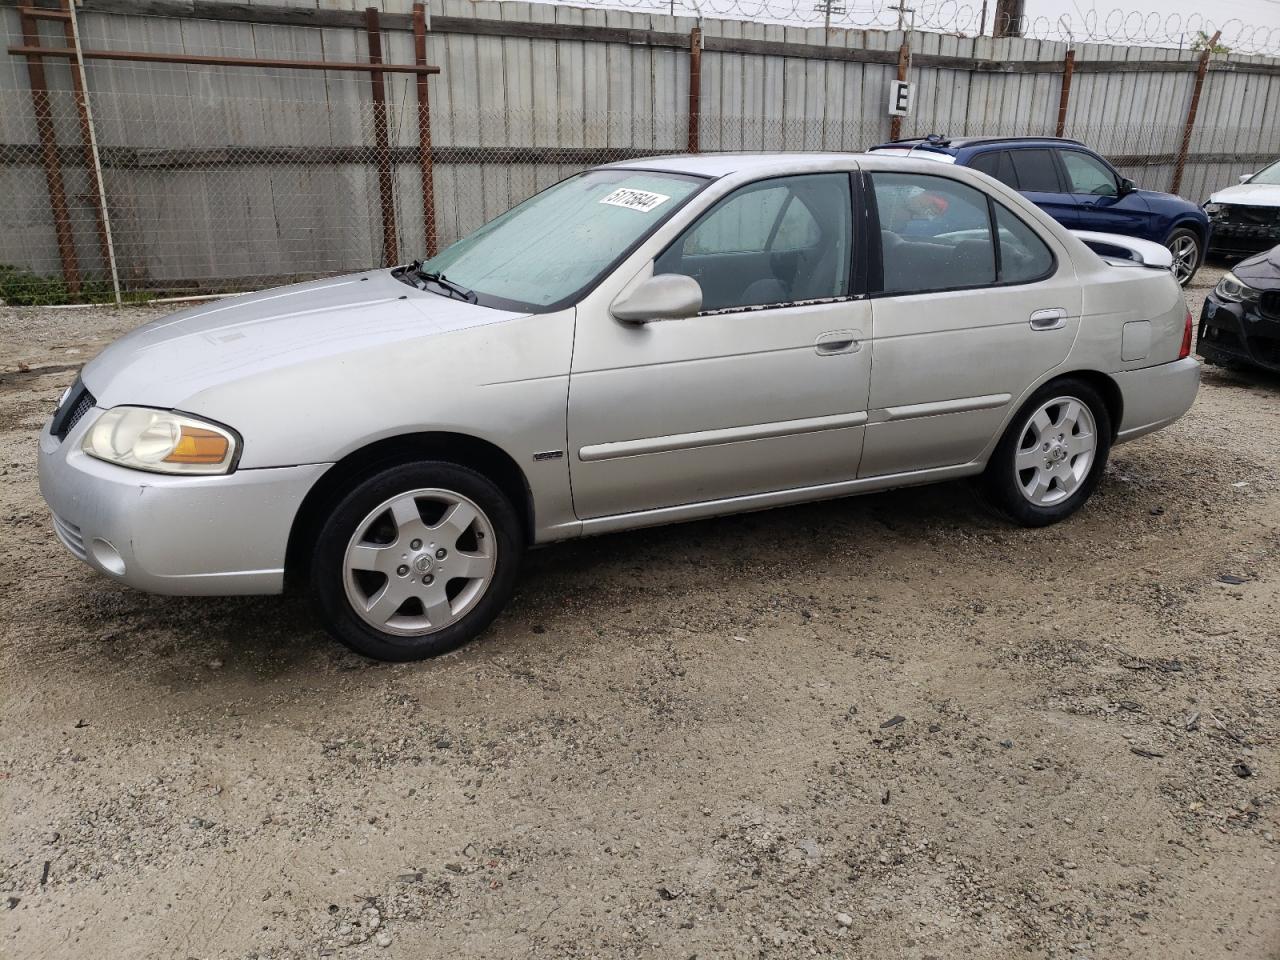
left=599, top=188, right=671, bottom=213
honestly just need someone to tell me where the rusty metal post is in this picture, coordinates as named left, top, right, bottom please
left=365, top=7, right=399, bottom=266
left=1055, top=48, right=1075, bottom=138
left=413, top=3, right=437, bottom=258
left=1171, top=31, right=1220, bottom=196
left=59, top=0, right=112, bottom=290
left=687, top=26, right=702, bottom=153
left=889, top=41, right=909, bottom=141
left=19, top=11, right=80, bottom=295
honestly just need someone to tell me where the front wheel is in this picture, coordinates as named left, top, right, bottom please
left=982, top=379, right=1112, bottom=527
left=1165, top=228, right=1200, bottom=287
left=310, top=461, right=523, bottom=661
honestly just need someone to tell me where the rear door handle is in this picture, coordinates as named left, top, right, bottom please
left=1029, top=308, right=1067, bottom=331
left=815, top=329, right=860, bottom=355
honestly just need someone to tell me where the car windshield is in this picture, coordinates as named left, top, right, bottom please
left=1248, top=159, right=1280, bottom=185
left=411, top=169, right=704, bottom=311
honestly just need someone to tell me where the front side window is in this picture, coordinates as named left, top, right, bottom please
left=655, top=173, right=852, bottom=312
left=415, top=169, right=703, bottom=310
left=872, top=172, right=996, bottom=293
left=1009, top=149, right=1062, bottom=193
left=1061, top=151, right=1118, bottom=196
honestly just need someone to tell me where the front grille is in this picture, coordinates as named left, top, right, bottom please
left=52, top=513, right=87, bottom=560
left=1262, top=291, right=1280, bottom=322
left=1221, top=205, right=1280, bottom=226
left=50, top=379, right=95, bottom=442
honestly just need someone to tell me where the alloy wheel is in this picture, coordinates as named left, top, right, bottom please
left=341, top=488, right=496, bottom=636
left=1168, top=234, right=1198, bottom=285
left=1013, top=396, right=1098, bottom=507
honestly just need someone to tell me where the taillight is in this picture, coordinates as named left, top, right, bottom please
left=1179, top=307, right=1193, bottom=359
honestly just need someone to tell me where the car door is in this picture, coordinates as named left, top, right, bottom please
left=1004, top=147, right=1078, bottom=228
left=861, top=169, right=1082, bottom=477
left=1058, top=148, right=1152, bottom=237
left=566, top=172, right=873, bottom=520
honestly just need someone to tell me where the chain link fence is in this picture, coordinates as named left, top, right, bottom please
left=3, top=2, right=1278, bottom=305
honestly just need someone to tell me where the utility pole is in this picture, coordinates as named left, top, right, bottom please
left=887, top=1, right=914, bottom=140
left=814, top=0, right=845, bottom=42
left=993, top=0, right=1024, bottom=38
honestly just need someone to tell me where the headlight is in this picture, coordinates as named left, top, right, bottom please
left=82, top=407, right=239, bottom=475
left=1213, top=271, right=1261, bottom=305
left=1204, top=202, right=1225, bottom=220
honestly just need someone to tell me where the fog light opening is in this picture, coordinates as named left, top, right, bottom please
left=90, top=538, right=126, bottom=577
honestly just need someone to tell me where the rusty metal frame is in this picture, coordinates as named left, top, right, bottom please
left=1055, top=48, right=1075, bottom=138
left=687, top=26, right=702, bottom=153
left=413, top=2, right=437, bottom=258
left=1171, top=31, right=1220, bottom=196
left=364, top=6, right=398, bottom=267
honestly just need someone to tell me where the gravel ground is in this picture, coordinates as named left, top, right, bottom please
left=1, top=266, right=1277, bottom=960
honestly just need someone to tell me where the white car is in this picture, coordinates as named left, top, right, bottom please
left=1205, top=158, right=1280, bottom=258
left=39, top=152, right=1200, bottom=661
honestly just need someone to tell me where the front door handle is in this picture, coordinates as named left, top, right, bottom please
left=1029, top=308, right=1067, bottom=331
left=815, top=329, right=860, bottom=355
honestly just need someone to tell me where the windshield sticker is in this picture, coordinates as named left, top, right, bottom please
left=599, top=188, right=671, bottom=213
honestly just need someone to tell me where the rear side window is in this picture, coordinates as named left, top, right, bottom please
left=871, top=172, right=996, bottom=293
left=1009, top=149, right=1061, bottom=192
left=970, top=151, right=1017, bottom=189
left=993, top=203, right=1055, bottom=283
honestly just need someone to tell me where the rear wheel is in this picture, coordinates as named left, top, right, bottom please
left=310, top=461, right=522, bottom=661
left=1165, top=228, right=1200, bottom=286
left=982, top=379, right=1112, bottom=527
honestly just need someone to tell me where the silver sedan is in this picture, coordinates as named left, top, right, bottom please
left=39, top=152, right=1200, bottom=660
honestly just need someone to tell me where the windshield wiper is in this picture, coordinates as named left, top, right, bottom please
left=402, top=261, right=477, bottom=303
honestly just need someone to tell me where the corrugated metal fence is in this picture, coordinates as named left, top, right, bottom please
left=1, top=0, right=1278, bottom=303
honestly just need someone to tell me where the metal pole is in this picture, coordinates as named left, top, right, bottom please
left=365, top=7, right=399, bottom=267
left=687, top=26, right=702, bottom=153
left=18, top=10, right=80, bottom=295
left=66, top=0, right=121, bottom=305
left=889, top=41, right=909, bottom=141
left=412, top=2, right=437, bottom=258
left=1171, top=30, right=1219, bottom=196
left=1055, top=48, right=1075, bottom=138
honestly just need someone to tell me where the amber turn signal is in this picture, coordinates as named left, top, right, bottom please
left=165, top=426, right=231, bottom=465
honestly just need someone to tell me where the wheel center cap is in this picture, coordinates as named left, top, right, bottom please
left=413, top=554, right=434, bottom=574
left=1049, top=444, right=1067, bottom=463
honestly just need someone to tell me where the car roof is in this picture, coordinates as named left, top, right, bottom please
left=871, top=136, right=1087, bottom=154
left=604, top=152, right=864, bottom=178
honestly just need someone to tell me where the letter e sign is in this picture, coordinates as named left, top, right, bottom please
left=888, top=80, right=914, bottom=117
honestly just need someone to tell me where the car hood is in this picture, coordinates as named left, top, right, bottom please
left=81, top=271, right=530, bottom=409
left=1230, top=244, right=1280, bottom=288
left=1206, top=182, right=1280, bottom=206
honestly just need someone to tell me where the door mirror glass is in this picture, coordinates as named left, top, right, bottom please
left=610, top=274, right=703, bottom=323
left=1119, top=177, right=1136, bottom=196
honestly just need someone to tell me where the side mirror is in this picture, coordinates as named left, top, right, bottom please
left=1240, top=173, right=1255, bottom=184
left=610, top=274, right=702, bottom=323
left=1118, top=177, right=1136, bottom=196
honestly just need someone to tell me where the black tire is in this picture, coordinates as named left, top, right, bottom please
left=982, top=378, right=1113, bottom=527
left=1164, top=227, right=1201, bottom=287
left=310, top=461, right=523, bottom=661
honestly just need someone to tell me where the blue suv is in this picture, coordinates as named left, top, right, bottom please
left=869, top=136, right=1210, bottom=286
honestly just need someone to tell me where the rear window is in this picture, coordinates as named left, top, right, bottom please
left=1009, top=149, right=1061, bottom=193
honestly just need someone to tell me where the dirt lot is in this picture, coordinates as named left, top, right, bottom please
left=1, top=266, right=1277, bottom=960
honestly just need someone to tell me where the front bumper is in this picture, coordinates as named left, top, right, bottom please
left=1207, top=222, right=1280, bottom=257
left=1113, top=356, right=1201, bottom=444
left=38, top=409, right=329, bottom=595
left=1198, top=296, right=1280, bottom=373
